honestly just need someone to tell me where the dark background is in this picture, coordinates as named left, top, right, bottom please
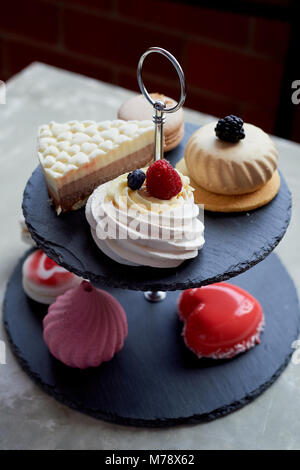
left=0, top=0, right=299, bottom=142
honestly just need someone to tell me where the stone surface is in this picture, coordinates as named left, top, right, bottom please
left=23, top=124, right=291, bottom=291
left=3, top=251, right=300, bottom=426
left=0, top=63, right=300, bottom=449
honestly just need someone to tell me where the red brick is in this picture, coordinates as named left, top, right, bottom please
left=116, top=68, right=182, bottom=99
left=116, top=68, right=148, bottom=93
left=116, top=68, right=276, bottom=133
left=48, top=0, right=113, bottom=11
left=0, top=37, right=4, bottom=73
left=245, top=0, right=291, bottom=5
left=62, top=9, right=185, bottom=76
left=61, top=0, right=112, bottom=10
left=186, top=41, right=283, bottom=107
left=0, top=0, right=59, bottom=44
left=116, top=0, right=250, bottom=47
left=185, top=90, right=243, bottom=119
left=252, top=18, right=290, bottom=59
left=0, top=70, right=11, bottom=81
left=239, top=103, right=276, bottom=133
left=186, top=90, right=276, bottom=132
left=5, top=40, right=115, bottom=83
left=140, top=52, right=188, bottom=82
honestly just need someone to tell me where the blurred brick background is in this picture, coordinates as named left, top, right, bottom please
left=0, top=0, right=298, bottom=140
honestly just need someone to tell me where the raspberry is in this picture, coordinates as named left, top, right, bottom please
left=146, top=160, right=182, bottom=200
left=127, top=169, right=146, bottom=190
left=178, top=288, right=202, bottom=322
left=215, top=115, right=245, bottom=143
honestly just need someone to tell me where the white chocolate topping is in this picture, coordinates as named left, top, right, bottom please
left=38, top=119, right=154, bottom=181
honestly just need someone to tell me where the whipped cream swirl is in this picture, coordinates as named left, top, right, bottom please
left=86, top=170, right=205, bottom=268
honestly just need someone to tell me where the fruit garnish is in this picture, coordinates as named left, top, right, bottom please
left=215, top=115, right=245, bottom=143
left=146, top=160, right=182, bottom=200
left=127, top=169, right=146, bottom=190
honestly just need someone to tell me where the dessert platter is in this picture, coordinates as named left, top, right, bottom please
left=3, top=47, right=300, bottom=426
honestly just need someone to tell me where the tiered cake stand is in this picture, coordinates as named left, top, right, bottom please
left=3, top=122, right=300, bottom=427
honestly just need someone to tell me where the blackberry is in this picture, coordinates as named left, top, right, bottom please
left=215, top=115, right=245, bottom=143
left=127, top=169, right=146, bottom=190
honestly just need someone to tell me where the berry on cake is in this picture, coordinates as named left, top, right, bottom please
left=37, top=120, right=154, bottom=214
left=176, top=115, right=280, bottom=212
left=86, top=160, right=205, bottom=268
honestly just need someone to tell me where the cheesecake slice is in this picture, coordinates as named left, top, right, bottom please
left=37, top=119, right=154, bottom=213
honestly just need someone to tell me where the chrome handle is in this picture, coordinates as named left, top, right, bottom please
left=137, top=47, right=186, bottom=161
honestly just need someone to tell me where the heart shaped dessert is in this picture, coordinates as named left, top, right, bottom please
left=178, top=288, right=204, bottom=322
left=178, top=283, right=264, bottom=359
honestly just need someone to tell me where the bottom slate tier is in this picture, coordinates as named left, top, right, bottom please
left=3, top=251, right=300, bottom=427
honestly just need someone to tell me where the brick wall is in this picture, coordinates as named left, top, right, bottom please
left=0, top=0, right=291, bottom=136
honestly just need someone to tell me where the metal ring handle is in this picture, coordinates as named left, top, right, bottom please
left=137, top=47, right=186, bottom=113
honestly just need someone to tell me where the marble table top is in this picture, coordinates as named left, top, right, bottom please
left=0, top=63, right=299, bottom=450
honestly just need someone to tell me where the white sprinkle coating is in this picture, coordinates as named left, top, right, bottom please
left=37, top=119, right=154, bottom=179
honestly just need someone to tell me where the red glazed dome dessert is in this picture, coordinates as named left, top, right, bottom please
left=178, top=283, right=264, bottom=359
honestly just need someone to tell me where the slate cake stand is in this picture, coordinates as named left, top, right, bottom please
left=3, top=123, right=300, bottom=427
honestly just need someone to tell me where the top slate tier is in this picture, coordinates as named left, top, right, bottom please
left=23, top=123, right=292, bottom=291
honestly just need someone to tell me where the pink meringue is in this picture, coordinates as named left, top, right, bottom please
left=43, top=281, right=128, bottom=369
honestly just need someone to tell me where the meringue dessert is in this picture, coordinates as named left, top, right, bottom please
left=43, top=280, right=128, bottom=369
left=22, top=249, right=82, bottom=304
left=86, top=161, right=205, bottom=268
left=176, top=115, right=280, bottom=212
left=37, top=119, right=154, bottom=213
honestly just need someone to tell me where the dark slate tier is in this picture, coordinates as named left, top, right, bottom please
left=23, top=123, right=292, bottom=291
left=3, top=252, right=300, bottom=426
